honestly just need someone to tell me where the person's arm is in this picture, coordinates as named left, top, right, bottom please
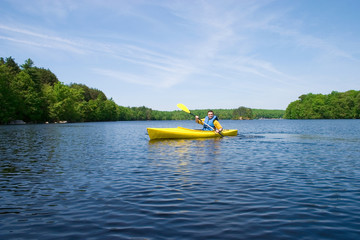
left=195, top=116, right=204, bottom=125
left=214, top=120, right=223, bottom=132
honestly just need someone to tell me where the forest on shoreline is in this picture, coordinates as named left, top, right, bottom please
left=0, top=57, right=284, bottom=124
left=1, top=57, right=359, bottom=124
left=285, top=91, right=360, bottom=119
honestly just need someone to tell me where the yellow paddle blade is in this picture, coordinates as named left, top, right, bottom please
left=177, top=103, right=190, bottom=113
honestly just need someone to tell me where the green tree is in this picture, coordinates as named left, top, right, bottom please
left=5, top=57, right=21, bottom=75
left=11, top=71, right=44, bottom=122
left=21, top=58, right=34, bottom=70
left=47, top=82, right=84, bottom=122
left=36, top=68, right=59, bottom=86
left=285, top=90, right=360, bottom=119
left=233, top=106, right=253, bottom=119
left=354, top=92, right=360, bottom=118
left=0, top=65, right=17, bottom=123
left=103, top=99, right=119, bottom=121
left=118, top=106, right=133, bottom=121
left=70, top=83, right=107, bottom=102
left=284, top=100, right=300, bottom=119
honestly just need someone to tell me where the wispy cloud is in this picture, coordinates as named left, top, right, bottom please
left=266, top=25, right=358, bottom=62
left=0, top=24, right=87, bottom=54
left=155, top=1, right=297, bottom=87
left=1, top=1, right=288, bottom=88
left=0, top=20, right=202, bottom=89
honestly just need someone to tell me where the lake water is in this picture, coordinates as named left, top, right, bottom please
left=1, top=120, right=360, bottom=239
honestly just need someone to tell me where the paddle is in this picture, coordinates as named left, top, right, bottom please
left=177, top=103, right=224, bottom=137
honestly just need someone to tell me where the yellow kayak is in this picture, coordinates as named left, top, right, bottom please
left=147, top=127, right=238, bottom=140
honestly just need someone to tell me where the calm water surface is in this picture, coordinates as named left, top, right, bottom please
left=1, top=120, right=360, bottom=239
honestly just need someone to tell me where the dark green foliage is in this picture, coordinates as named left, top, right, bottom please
left=0, top=64, right=17, bottom=124
left=4, top=57, right=21, bottom=75
left=0, top=57, right=287, bottom=124
left=285, top=91, right=360, bottom=119
left=35, top=68, right=59, bottom=86
left=1, top=59, right=47, bottom=123
left=20, top=58, right=59, bottom=86
left=0, top=57, right=162, bottom=123
left=233, top=106, right=253, bottom=120
left=12, top=71, right=44, bottom=122
left=46, top=82, right=84, bottom=122
left=0, top=57, right=114, bottom=123
left=70, top=83, right=106, bottom=101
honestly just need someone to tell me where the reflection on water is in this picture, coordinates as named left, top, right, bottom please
left=148, top=138, right=223, bottom=189
left=149, top=138, right=221, bottom=154
left=148, top=138, right=222, bottom=163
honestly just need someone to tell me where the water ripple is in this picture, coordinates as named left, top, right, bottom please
left=1, top=121, right=360, bottom=239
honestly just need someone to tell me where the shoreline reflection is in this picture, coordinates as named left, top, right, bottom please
left=147, top=138, right=223, bottom=178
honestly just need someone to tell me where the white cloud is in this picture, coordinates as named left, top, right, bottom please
left=0, top=24, right=87, bottom=54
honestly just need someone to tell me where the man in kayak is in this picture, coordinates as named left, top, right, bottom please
left=195, top=110, right=223, bottom=133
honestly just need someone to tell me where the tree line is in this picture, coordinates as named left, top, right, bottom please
left=1, top=57, right=285, bottom=124
left=0, top=57, right=152, bottom=124
left=285, top=91, right=360, bottom=119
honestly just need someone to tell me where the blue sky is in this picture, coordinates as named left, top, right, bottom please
left=1, top=0, right=359, bottom=111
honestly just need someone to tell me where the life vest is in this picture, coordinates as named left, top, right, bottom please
left=203, top=115, right=218, bottom=131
